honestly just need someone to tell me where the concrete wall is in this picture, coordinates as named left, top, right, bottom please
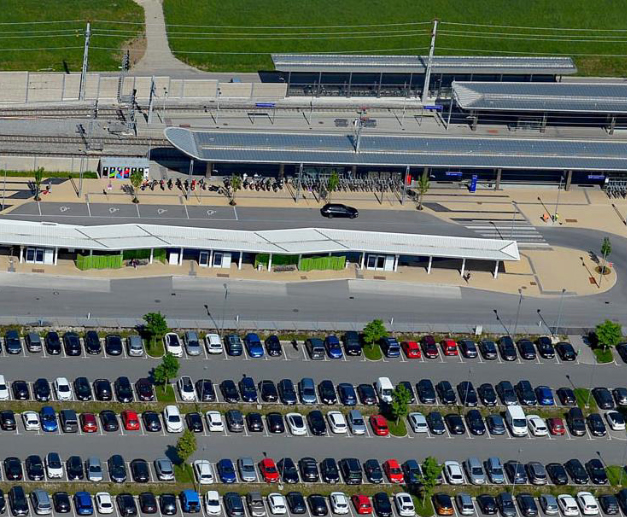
left=0, top=155, right=99, bottom=173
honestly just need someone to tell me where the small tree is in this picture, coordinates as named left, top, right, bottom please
left=416, top=174, right=430, bottom=211
left=130, top=169, right=143, bottom=203
left=418, top=456, right=443, bottom=504
left=327, top=170, right=340, bottom=202
left=229, top=174, right=242, bottom=206
left=362, top=319, right=387, bottom=353
left=175, top=429, right=197, bottom=464
left=390, top=383, right=412, bottom=424
left=33, top=167, right=44, bottom=201
left=143, top=312, right=169, bottom=352
left=599, top=237, right=612, bottom=286
left=595, top=319, right=623, bottom=351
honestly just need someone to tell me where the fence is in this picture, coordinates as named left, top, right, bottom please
left=123, top=248, right=166, bottom=263
left=76, top=253, right=123, bottom=270
left=300, top=256, right=346, bottom=271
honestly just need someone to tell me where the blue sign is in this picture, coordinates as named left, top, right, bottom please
left=255, top=102, right=275, bottom=108
left=469, top=175, right=478, bottom=193
left=445, top=171, right=463, bottom=178
left=587, top=174, right=605, bottom=180
left=424, top=104, right=444, bottom=111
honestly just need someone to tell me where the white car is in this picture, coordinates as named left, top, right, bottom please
left=330, top=493, right=350, bottom=515
left=178, top=376, right=196, bottom=402
left=606, top=411, right=626, bottom=431
left=268, top=493, right=287, bottom=516
left=205, top=491, right=221, bottom=516
left=0, top=375, right=9, bottom=400
left=163, top=405, right=183, bottom=433
left=327, top=411, right=348, bottom=434
left=205, top=411, right=224, bottom=432
left=22, top=411, right=41, bottom=431
left=408, top=412, right=428, bottom=433
left=164, top=333, right=183, bottom=357
left=45, top=453, right=63, bottom=479
left=95, top=493, right=114, bottom=515
left=444, top=461, right=464, bottom=485
left=558, top=495, right=580, bottom=517
left=54, top=377, right=72, bottom=401
left=193, top=460, right=215, bottom=485
left=527, top=415, right=549, bottom=436
left=286, top=413, right=307, bottom=436
left=205, top=334, right=223, bottom=354
left=394, top=493, right=416, bottom=517
left=577, top=493, right=599, bottom=516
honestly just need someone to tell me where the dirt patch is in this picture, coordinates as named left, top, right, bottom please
left=120, top=34, right=147, bottom=68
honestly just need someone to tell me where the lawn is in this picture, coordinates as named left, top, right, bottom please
left=574, top=388, right=598, bottom=411
left=607, top=465, right=627, bottom=487
left=363, top=344, right=383, bottom=361
left=146, top=337, right=165, bottom=357
left=156, top=384, right=176, bottom=403
left=174, top=463, right=194, bottom=483
left=593, top=347, right=615, bottom=363
left=163, top=0, right=627, bottom=75
left=386, top=417, right=407, bottom=437
left=0, top=0, right=143, bottom=71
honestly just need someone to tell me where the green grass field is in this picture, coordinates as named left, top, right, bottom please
left=0, top=0, right=143, bottom=71
left=163, top=0, right=627, bottom=75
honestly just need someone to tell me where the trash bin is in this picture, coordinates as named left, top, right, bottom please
left=469, top=175, right=478, bottom=193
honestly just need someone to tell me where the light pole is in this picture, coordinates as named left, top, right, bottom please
left=586, top=358, right=598, bottom=408
left=493, top=309, right=511, bottom=337
left=221, top=283, right=229, bottom=336
left=536, top=309, right=554, bottom=338
left=203, top=304, right=220, bottom=335
left=513, top=289, right=523, bottom=338
left=553, top=175, right=563, bottom=223
left=554, top=288, right=566, bottom=337
left=163, top=88, right=169, bottom=121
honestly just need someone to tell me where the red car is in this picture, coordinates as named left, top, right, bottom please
left=383, top=459, right=404, bottom=483
left=259, top=458, right=280, bottom=483
left=80, top=413, right=98, bottom=433
left=370, top=415, right=389, bottom=436
left=351, top=495, right=373, bottom=515
left=121, top=410, right=140, bottom=431
left=401, top=341, right=421, bottom=359
left=421, top=336, right=439, bottom=359
left=440, top=339, right=458, bottom=356
left=547, top=417, right=566, bottom=436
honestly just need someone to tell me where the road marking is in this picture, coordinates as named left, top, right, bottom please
left=207, top=209, right=216, bottom=216
left=59, top=206, right=70, bottom=213
left=233, top=206, right=239, bottom=220
left=184, top=204, right=190, bottom=219
left=109, top=207, right=119, bottom=214
left=157, top=208, right=168, bottom=215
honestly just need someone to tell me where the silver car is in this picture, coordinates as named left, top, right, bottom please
left=238, top=457, right=257, bottom=482
left=485, top=457, right=505, bottom=484
left=184, top=331, right=202, bottom=356
left=298, top=378, right=317, bottom=404
left=540, top=495, right=559, bottom=516
left=463, top=457, right=486, bottom=485
left=126, top=335, right=144, bottom=356
left=348, top=410, right=367, bottom=435
left=87, top=457, right=103, bottom=482
left=154, top=458, right=174, bottom=481
left=30, top=490, right=52, bottom=516
left=456, top=494, right=474, bottom=516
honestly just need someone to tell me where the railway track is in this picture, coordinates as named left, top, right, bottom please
left=0, top=134, right=170, bottom=147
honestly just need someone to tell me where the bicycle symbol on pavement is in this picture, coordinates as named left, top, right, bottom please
left=59, top=206, right=70, bottom=213
left=109, top=208, right=120, bottom=214
left=157, top=209, right=168, bottom=215
left=206, top=210, right=216, bottom=216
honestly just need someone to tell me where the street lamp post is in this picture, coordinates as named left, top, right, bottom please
left=536, top=309, right=554, bottom=338
left=203, top=304, right=220, bottom=335
left=554, top=288, right=566, bottom=337
left=493, top=309, right=511, bottom=337
left=513, top=289, right=523, bottom=338
left=553, top=175, right=563, bottom=223
left=586, top=358, right=598, bottom=408
left=221, top=283, right=229, bottom=336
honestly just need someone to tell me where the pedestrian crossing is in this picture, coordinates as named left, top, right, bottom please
left=454, top=218, right=550, bottom=247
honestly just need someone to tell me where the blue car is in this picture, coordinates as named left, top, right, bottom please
left=74, top=492, right=94, bottom=515
left=238, top=376, right=258, bottom=403
left=217, top=459, right=237, bottom=483
left=337, top=383, right=357, bottom=406
left=180, top=490, right=200, bottom=513
left=324, top=336, right=343, bottom=359
left=40, top=406, right=58, bottom=432
left=380, top=337, right=401, bottom=358
left=244, top=333, right=264, bottom=358
left=535, top=386, right=555, bottom=406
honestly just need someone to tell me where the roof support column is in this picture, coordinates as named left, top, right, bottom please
left=179, top=248, right=183, bottom=266
left=541, top=113, right=547, bottom=133
left=565, top=169, right=573, bottom=191
left=268, top=253, right=273, bottom=271
left=296, top=163, right=303, bottom=202
left=377, top=73, right=383, bottom=98
left=19, top=246, right=23, bottom=264
left=427, top=256, right=432, bottom=274
left=54, top=248, right=58, bottom=266
left=446, top=97, right=454, bottom=130
left=461, top=258, right=466, bottom=277
left=360, top=252, right=365, bottom=270
left=205, top=162, right=213, bottom=179
left=298, top=254, right=302, bottom=269
left=238, top=252, right=243, bottom=270
left=149, top=248, right=154, bottom=264
left=278, top=163, right=285, bottom=182
left=495, top=168, right=502, bottom=191
left=494, top=260, right=500, bottom=279
left=470, top=111, right=477, bottom=131
left=209, top=249, right=214, bottom=267
left=347, top=72, right=352, bottom=97
left=393, top=255, right=399, bottom=272
left=609, top=116, right=616, bottom=135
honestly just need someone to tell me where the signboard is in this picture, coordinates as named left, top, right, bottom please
left=445, top=171, right=463, bottom=178
left=255, top=102, right=275, bottom=108
left=587, top=174, right=605, bottom=180
left=424, top=104, right=444, bottom=111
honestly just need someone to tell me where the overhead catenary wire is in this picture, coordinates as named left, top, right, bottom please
left=438, top=31, right=627, bottom=44
left=441, top=21, right=627, bottom=32
left=436, top=46, right=627, bottom=58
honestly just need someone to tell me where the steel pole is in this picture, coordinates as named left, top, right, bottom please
left=554, top=288, right=566, bottom=336
left=513, top=289, right=523, bottom=338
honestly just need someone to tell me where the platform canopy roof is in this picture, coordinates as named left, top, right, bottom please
left=271, top=54, right=577, bottom=75
left=0, top=220, right=520, bottom=262
left=165, top=127, right=627, bottom=172
left=453, top=81, right=627, bottom=114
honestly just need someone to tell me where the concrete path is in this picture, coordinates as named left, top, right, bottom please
left=132, top=0, right=204, bottom=75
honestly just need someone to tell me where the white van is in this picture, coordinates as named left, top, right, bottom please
left=375, top=377, right=394, bottom=403
left=505, top=405, right=528, bottom=436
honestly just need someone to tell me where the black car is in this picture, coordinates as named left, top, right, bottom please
left=11, top=380, right=29, bottom=400
left=339, top=458, right=362, bottom=485
left=25, top=454, right=45, bottom=480
left=118, top=493, right=138, bottom=517
left=195, top=379, right=216, bottom=402
left=357, top=384, right=377, bottom=405
left=338, top=383, right=357, bottom=406
left=62, top=332, right=81, bottom=356
left=587, top=413, right=607, bottom=436
left=245, top=412, right=264, bottom=432
left=259, top=380, right=279, bottom=402
left=225, top=410, right=244, bottom=432
left=445, top=413, right=465, bottom=434
left=498, top=336, right=517, bottom=361
left=546, top=463, right=568, bottom=485
left=73, top=377, right=92, bottom=401
left=320, top=458, right=340, bottom=483
left=220, top=380, right=240, bottom=403
left=298, top=457, right=319, bottom=482
left=105, top=334, right=123, bottom=355
left=278, top=379, right=297, bottom=405
left=115, top=376, right=134, bottom=403
left=45, top=331, right=62, bottom=355
left=557, top=387, right=577, bottom=406
left=486, top=414, right=506, bottom=435
left=33, top=378, right=51, bottom=401
left=186, top=412, right=204, bottom=433
left=266, top=412, right=285, bottom=433
left=477, top=495, right=497, bottom=515
left=599, top=494, right=620, bottom=515
left=516, top=494, right=538, bottom=517
left=398, top=381, right=416, bottom=403
left=224, top=492, right=244, bottom=517
left=53, top=492, right=71, bottom=514
left=3, top=457, right=23, bottom=480
left=592, top=387, right=615, bottom=409
left=402, top=460, right=422, bottom=485
left=342, top=331, right=362, bottom=356
left=108, top=455, right=127, bottom=483
left=286, top=492, right=306, bottom=515
left=496, top=381, right=517, bottom=405
left=139, top=493, right=158, bottom=515
left=0, top=410, right=16, bottom=431
left=516, top=339, right=537, bottom=360
left=567, top=407, right=586, bottom=436
left=457, top=381, right=478, bottom=406
left=618, top=344, right=627, bottom=364
left=131, top=459, right=150, bottom=483
left=278, top=458, right=299, bottom=484
left=565, top=458, right=589, bottom=484
left=318, top=380, right=337, bottom=404
left=535, top=336, right=555, bottom=358
left=465, top=409, right=486, bottom=435
left=515, top=380, right=537, bottom=406
left=436, top=381, right=457, bottom=405
left=372, top=493, right=392, bottom=517
left=320, top=203, right=358, bottom=219
left=238, top=376, right=257, bottom=403
left=505, top=461, right=527, bottom=484
left=525, top=462, right=547, bottom=485
left=417, top=379, right=436, bottom=404
left=134, top=378, right=154, bottom=402
left=4, top=331, right=21, bottom=354
left=363, top=459, right=384, bottom=484
left=308, top=495, right=328, bottom=516
left=142, top=411, right=162, bottom=433
left=478, top=383, right=497, bottom=406
left=614, top=387, right=627, bottom=406
left=426, top=411, right=446, bottom=435
left=94, top=378, right=113, bottom=401
left=66, top=455, right=84, bottom=480
left=479, top=340, right=498, bottom=360
left=264, top=335, right=282, bottom=356
left=556, top=342, right=577, bottom=361
left=458, top=339, right=478, bottom=358
left=100, top=410, right=120, bottom=432
left=84, top=331, right=102, bottom=354
left=586, top=459, right=609, bottom=485
left=307, top=411, right=327, bottom=435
